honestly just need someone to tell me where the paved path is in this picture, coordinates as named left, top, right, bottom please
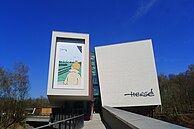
left=83, top=113, right=107, bottom=129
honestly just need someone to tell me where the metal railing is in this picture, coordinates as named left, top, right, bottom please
left=34, top=114, right=84, bottom=129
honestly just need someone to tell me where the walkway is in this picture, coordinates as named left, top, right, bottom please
left=83, top=113, right=107, bottom=129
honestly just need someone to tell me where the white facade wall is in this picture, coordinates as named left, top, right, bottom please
left=95, top=40, right=161, bottom=107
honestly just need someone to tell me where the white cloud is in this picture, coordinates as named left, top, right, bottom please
left=131, top=0, right=158, bottom=21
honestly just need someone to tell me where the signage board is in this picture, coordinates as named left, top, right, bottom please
left=47, top=31, right=92, bottom=104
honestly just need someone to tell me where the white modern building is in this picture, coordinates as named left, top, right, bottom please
left=47, top=31, right=161, bottom=119
left=95, top=40, right=161, bottom=109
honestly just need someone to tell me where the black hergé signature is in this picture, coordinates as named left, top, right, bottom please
left=124, top=89, right=154, bottom=97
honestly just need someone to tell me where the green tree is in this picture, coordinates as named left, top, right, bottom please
left=156, top=65, right=194, bottom=127
left=26, top=96, right=51, bottom=108
left=0, top=62, right=30, bottom=129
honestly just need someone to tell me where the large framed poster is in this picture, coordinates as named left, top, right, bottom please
left=53, top=42, right=85, bottom=89
left=47, top=31, right=92, bottom=103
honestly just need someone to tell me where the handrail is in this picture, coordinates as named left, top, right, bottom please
left=34, top=114, right=84, bottom=129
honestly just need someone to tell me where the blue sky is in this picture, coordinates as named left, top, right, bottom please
left=0, top=0, right=194, bottom=97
